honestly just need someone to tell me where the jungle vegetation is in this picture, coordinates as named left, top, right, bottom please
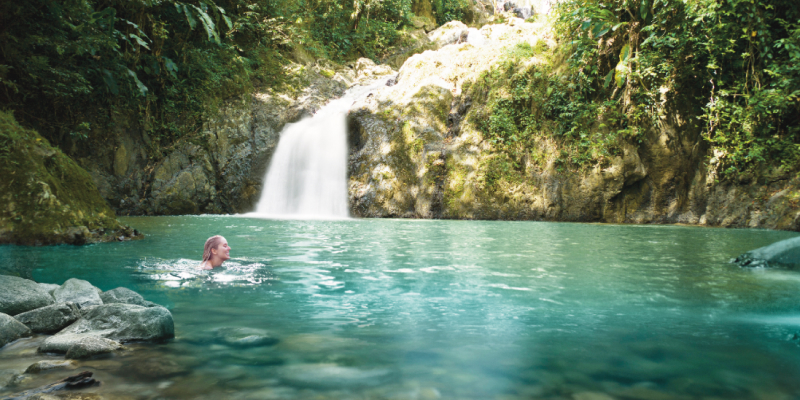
left=479, top=0, right=799, bottom=178
left=0, top=0, right=472, bottom=153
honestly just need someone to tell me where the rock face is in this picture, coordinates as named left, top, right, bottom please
left=100, top=287, right=154, bottom=307
left=0, top=110, right=137, bottom=245
left=0, top=312, right=32, bottom=347
left=13, top=302, right=80, bottom=333
left=734, top=236, right=800, bottom=268
left=347, top=18, right=800, bottom=230
left=53, top=279, right=102, bottom=309
left=0, top=275, right=55, bottom=316
left=40, top=304, right=174, bottom=353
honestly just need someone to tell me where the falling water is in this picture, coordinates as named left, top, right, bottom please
left=251, top=78, right=387, bottom=219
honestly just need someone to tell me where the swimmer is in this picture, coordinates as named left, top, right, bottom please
left=199, top=235, right=231, bottom=270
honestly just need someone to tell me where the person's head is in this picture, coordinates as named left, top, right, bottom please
left=203, top=235, right=231, bottom=267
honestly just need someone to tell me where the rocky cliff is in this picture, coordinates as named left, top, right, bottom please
left=0, top=111, right=138, bottom=245
left=82, top=61, right=396, bottom=216
left=347, top=17, right=800, bottom=230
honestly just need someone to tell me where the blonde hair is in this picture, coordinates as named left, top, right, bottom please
left=203, top=235, right=225, bottom=262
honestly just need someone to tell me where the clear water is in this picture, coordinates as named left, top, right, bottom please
left=1, top=217, right=800, bottom=400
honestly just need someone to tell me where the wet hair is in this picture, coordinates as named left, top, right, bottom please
left=203, top=235, right=225, bottom=262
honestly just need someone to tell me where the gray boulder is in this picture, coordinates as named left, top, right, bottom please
left=735, top=236, right=800, bottom=268
left=65, top=337, right=122, bottom=359
left=99, top=287, right=154, bottom=307
left=37, top=283, right=61, bottom=296
left=40, top=304, right=174, bottom=353
left=53, top=278, right=103, bottom=309
left=0, top=312, right=32, bottom=347
left=14, top=302, right=80, bottom=333
left=0, top=275, right=55, bottom=316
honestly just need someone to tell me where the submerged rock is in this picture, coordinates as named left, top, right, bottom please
left=279, top=363, right=393, bottom=389
left=14, top=302, right=80, bottom=333
left=40, top=304, right=174, bottom=353
left=0, top=312, right=32, bottom=347
left=100, top=287, right=155, bottom=307
left=24, top=360, right=77, bottom=373
left=53, top=279, right=103, bottom=309
left=0, top=276, right=55, bottom=316
left=214, top=327, right=278, bottom=348
left=734, top=236, right=800, bottom=268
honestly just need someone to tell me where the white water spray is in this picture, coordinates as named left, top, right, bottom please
left=249, top=79, right=387, bottom=219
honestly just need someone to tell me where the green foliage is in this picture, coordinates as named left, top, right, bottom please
left=0, top=0, right=422, bottom=154
left=554, top=0, right=800, bottom=176
left=432, top=0, right=471, bottom=25
left=473, top=39, right=638, bottom=178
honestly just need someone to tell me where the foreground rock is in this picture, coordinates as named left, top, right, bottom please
left=0, top=275, right=55, bottom=316
left=65, top=337, right=123, bottom=359
left=3, top=371, right=98, bottom=399
left=40, top=304, right=174, bottom=353
left=0, top=312, right=32, bottom=347
left=735, top=236, right=800, bottom=268
left=14, top=302, right=80, bottom=333
left=53, top=279, right=102, bottom=309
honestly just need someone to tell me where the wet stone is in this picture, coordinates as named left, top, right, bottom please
left=38, top=283, right=61, bottom=296
left=65, top=336, right=122, bottom=359
left=0, top=312, right=32, bottom=348
left=53, top=279, right=103, bottom=309
left=24, top=360, right=78, bottom=373
left=100, top=287, right=155, bottom=308
left=14, top=302, right=80, bottom=333
left=0, top=276, right=55, bottom=316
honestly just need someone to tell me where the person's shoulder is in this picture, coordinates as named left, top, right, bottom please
left=198, top=261, right=212, bottom=270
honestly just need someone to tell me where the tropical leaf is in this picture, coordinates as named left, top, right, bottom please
left=126, top=68, right=148, bottom=96
left=129, top=34, right=150, bottom=50
left=182, top=4, right=198, bottom=30
left=163, top=57, right=179, bottom=79
left=191, top=4, right=219, bottom=43
left=102, top=69, right=119, bottom=95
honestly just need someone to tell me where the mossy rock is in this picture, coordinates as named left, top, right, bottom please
left=0, top=110, right=138, bottom=245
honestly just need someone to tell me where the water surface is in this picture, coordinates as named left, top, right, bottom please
left=1, top=217, right=799, bottom=399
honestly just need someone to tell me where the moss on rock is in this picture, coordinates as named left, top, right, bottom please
left=0, top=110, right=137, bottom=245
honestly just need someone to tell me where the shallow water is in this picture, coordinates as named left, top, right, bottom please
left=1, top=217, right=800, bottom=399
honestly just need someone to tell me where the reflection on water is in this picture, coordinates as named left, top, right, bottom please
left=1, top=217, right=800, bottom=399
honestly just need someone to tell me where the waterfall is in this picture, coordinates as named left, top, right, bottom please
left=250, top=79, right=386, bottom=219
